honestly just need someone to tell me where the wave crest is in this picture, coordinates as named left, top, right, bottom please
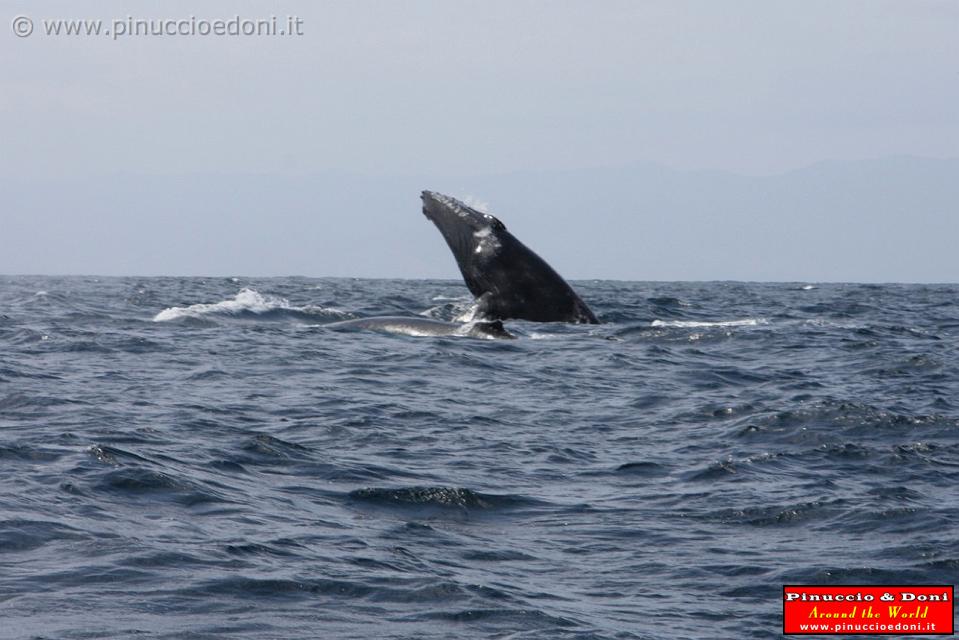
left=650, top=318, right=768, bottom=328
left=153, top=288, right=346, bottom=323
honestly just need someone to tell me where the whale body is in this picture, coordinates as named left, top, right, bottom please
left=421, top=191, right=599, bottom=324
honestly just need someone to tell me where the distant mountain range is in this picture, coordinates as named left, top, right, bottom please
left=3, top=156, right=957, bottom=282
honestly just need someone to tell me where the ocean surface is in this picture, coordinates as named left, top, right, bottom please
left=1, top=276, right=957, bottom=639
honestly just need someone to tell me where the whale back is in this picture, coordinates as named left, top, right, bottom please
left=326, top=316, right=515, bottom=339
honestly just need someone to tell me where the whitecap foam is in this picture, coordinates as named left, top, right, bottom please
left=651, top=318, right=768, bottom=329
left=152, top=288, right=343, bottom=322
left=453, top=304, right=480, bottom=323
left=803, top=318, right=866, bottom=330
left=418, top=299, right=479, bottom=323
left=154, top=289, right=289, bottom=321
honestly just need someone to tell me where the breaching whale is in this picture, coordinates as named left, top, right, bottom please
left=326, top=316, right=514, bottom=339
left=421, top=191, right=599, bottom=324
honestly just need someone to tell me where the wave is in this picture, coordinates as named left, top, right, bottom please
left=153, top=288, right=347, bottom=323
left=650, top=318, right=768, bottom=328
left=348, top=486, right=540, bottom=511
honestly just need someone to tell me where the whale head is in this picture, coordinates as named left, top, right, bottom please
left=421, top=191, right=507, bottom=260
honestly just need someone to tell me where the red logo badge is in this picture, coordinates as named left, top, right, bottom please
left=783, top=585, right=954, bottom=635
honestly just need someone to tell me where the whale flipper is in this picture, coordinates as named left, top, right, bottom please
left=421, top=191, right=599, bottom=324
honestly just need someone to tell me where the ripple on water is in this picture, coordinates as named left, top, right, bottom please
left=348, top=486, right=541, bottom=512
left=0, top=520, right=87, bottom=553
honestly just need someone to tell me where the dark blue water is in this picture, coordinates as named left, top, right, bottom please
left=1, top=276, right=957, bottom=639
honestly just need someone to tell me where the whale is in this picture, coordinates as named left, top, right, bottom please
left=326, top=316, right=515, bottom=339
left=421, top=191, right=599, bottom=324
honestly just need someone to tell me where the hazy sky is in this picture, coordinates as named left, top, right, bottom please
left=4, top=0, right=957, bottom=177
left=2, top=1, right=957, bottom=280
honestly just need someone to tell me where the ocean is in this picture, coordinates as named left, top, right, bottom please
left=1, top=276, right=957, bottom=639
